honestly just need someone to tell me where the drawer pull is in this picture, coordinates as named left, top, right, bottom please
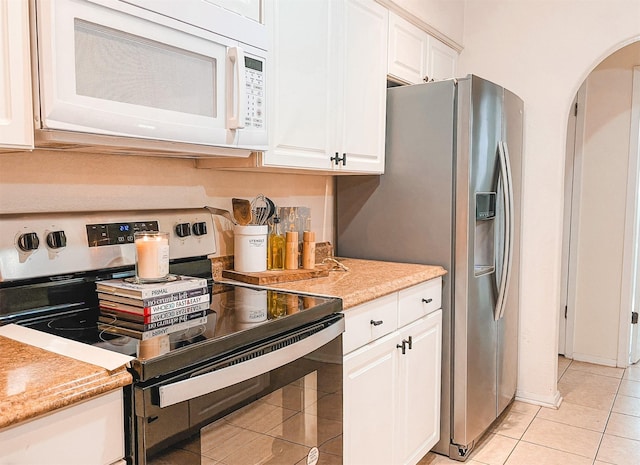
left=370, top=319, right=383, bottom=326
left=422, top=298, right=433, bottom=304
left=396, top=337, right=413, bottom=355
left=397, top=341, right=406, bottom=354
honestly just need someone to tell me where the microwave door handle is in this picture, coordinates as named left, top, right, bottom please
left=226, top=46, right=246, bottom=130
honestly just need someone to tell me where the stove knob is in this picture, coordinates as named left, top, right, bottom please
left=46, top=230, right=67, bottom=249
left=175, top=223, right=191, bottom=238
left=192, top=222, right=207, bottom=236
left=18, top=232, right=40, bottom=251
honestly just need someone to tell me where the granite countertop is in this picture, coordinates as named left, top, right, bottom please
left=220, top=257, right=447, bottom=309
left=0, top=335, right=132, bottom=429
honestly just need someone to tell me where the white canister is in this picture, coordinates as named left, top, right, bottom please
left=233, top=225, right=268, bottom=272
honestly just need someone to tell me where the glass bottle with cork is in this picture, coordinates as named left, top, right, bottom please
left=267, top=215, right=285, bottom=270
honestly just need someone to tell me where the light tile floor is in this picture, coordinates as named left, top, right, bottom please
left=149, top=356, right=640, bottom=465
left=418, top=356, right=640, bottom=465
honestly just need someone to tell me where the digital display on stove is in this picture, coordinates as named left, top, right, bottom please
left=86, top=220, right=159, bottom=247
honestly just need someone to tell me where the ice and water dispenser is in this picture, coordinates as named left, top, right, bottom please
left=474, top=192, right=497, bottom=276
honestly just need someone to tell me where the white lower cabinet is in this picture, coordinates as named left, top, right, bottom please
left=0, top=389, right=126, bottom=465
left=396, top=312, right=442, bottom=464
left=343, top=278, right=442, bottom=465
left=344, top=331, right=398, bottom=465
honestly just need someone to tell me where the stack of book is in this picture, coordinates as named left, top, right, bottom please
left=96, top=275, right=210, bottom=340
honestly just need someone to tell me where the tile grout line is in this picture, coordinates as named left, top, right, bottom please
left=520, top=358, right=603, bottom=464
left=578, top=359, right=624, bottom=465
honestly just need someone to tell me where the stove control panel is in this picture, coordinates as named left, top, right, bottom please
left=86, top=221, right=159, bottom=247
left=0, top=209, right=217, bottom=282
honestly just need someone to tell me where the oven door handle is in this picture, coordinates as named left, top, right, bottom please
left=158, top=318, right=344, bottom=408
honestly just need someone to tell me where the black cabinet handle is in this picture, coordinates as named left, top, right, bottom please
left=397, top=341, right=406, bottom=354
left=370, top=319, right=383, bottom=326
left=406, top=336, right=413, bottom=350
left=422, top=298, right=433, bottom=304
left=330, top=153, right=347, bottom=166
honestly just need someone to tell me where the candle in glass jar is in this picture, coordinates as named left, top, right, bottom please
left=134, top=231, right=169, bottom=281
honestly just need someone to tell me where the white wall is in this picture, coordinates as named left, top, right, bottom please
left=0, top=151, right=334, bottom=256
left=458, top=0, right=640, bottom=406
left=572, top=43, right=640, bottom=365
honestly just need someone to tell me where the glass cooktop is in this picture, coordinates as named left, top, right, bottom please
left=19, top=282, right=341, bottom=381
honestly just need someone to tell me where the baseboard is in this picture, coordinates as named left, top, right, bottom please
left=571, top=352, right=619, bottom=368
left=515, top=388, right=562, bottom=409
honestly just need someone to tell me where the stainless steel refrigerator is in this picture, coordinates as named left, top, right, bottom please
left=336, top=75, right=523, bottom=461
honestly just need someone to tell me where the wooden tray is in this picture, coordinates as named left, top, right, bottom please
left=222, top=267, right=329, bottom=285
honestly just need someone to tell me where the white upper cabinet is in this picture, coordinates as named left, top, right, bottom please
left=387, top=12, right=457, bottom=85
left=388, top=12, right=429, bottom=84
left=264, top=0, right=388, bottom=174
left=0, top=0, right=34, bottom=150
left=428, top=35, right=458, bottom=81
left=377, top=0, right=464, bottom=47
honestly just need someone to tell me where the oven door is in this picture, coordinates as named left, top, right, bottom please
left=33, top=0, right=267, bottom=153
left=133, top=314, right=344, bottom=465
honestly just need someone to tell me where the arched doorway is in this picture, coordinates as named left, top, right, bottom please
left=560, top=41, right=640, bottom=368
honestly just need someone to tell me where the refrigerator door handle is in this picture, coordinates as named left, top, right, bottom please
left=495, top=140, right=515, bottom=320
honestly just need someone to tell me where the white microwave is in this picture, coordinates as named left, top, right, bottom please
left=31, top=0, right=268, bottom=157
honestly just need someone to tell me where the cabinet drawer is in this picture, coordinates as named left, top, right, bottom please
left=398, top=277, right=442, bottom=327
left=342, top=292, right=398, bottom=354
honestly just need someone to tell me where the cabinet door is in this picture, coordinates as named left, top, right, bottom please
left=263, top=0, right=333, bottom=170
left=427, top=37, right=458, bottom=81
left=0, top=0, right=34, bottom=150
left=395, top=310, right=442, bottom=465
left=335, top=0, right=387, bottom=173
left=1, top=390, right=125, bottom=465
left=387, top=12, right=429, bottom=85
left=343, top=332, right=398, bottom=465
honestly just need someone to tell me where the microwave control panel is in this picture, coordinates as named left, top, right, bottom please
left=244, top=56, right=264, bottom=130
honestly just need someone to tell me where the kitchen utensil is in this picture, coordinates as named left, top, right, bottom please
left=232, top=198, right=252, bottom=225
left=265, top=197, right=276, bottom=223
left=204, top=206, right=237, bottom=225
left=251, top=194, right=269, bottom=225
